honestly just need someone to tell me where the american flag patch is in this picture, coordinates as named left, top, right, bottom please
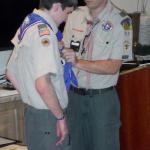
left=38, top=24, right=50, bottom=37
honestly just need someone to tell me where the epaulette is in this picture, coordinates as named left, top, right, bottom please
left=119, top=10, right=128, bottom=17
left=75, top=6, right=88, bottom=12
left=74, top=7, right=81, bottom=11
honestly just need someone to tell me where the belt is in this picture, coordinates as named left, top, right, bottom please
left=70, top=86, right=114, bottom=96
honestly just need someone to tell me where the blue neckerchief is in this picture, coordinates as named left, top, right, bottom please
left=18, top=13, right=78, bottom=90
left=63, top=62, right=78, bottom=90
left=18, top=13, right=62, bottom=42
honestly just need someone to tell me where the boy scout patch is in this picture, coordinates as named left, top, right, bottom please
left=121, top=18, right=132, bottom=30
left=41, top=38, right=50, bottom=46
left=102, top=21, right=113, bottom=31
left=38, top=24, right=50, bottom=37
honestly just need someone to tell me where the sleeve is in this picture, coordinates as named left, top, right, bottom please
left=7, top=49, right=17, bottom=76
left=110, top=17, right=133, bottom=61
left=121, top=16, right=133, bottom=61
left=7, top=29, right=19, bottom=74
left=31, top=26, right=59, bottom=80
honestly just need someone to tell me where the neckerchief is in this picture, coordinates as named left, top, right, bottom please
left=18, top=13, right=78, bottom=90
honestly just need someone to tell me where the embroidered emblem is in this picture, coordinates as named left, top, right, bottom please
left=121, top=18, right=132, bottom=30
left=102, top=21, right=113, bottom=31
left=123, top=40, right=131, bottom=51
left=38, top=24, right=50, bottom=37
left=41, top=38, right=50, bottom=46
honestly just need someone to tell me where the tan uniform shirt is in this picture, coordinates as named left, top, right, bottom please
left=63, top=1, right=133, bottom=89
left=7, top=9, right=68, bottom=109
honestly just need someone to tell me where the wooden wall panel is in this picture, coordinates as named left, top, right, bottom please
left=117, top=66, right=150, bottom=150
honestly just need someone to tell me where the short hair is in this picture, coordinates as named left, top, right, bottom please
left=39, top=0, right=78, bottom=10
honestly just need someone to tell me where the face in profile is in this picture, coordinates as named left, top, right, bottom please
left=58, top=6, right=74, bottom=24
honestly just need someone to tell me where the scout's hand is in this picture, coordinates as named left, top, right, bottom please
left=56, top=118, right=68, bottom=146
left=62, top=48, right=78, bottom=66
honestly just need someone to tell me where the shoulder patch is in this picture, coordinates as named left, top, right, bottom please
left=38, top=24, right=50, bottom=37
left=121, top=17, right=132, bottom=30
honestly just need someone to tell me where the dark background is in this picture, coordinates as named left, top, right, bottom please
left=0, top=0, right=85, bottom=50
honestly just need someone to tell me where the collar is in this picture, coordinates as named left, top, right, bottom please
left=97, top=1, right=113, bottom=20
left=33, top=9, right=58, bottom=34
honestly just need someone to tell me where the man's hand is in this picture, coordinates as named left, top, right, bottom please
left=56, top=118, right=68, bottom=146
left=62, top=48, right=78, bottom=66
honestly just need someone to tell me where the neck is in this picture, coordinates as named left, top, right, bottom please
left=90, top=0, right=108, bottom=18
left=42, top=9, right=60, bottom=27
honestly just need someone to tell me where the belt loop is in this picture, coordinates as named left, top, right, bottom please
left=89, top=89, right=93, bottom=97
left=98, top=89, right=102, bottom=94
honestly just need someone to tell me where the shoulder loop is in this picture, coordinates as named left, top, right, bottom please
left=119, top=10, right=127, bottom=17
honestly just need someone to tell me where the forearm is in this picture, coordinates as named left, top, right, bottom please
left=62, top=49, right=122, bottom=74
left=75, top=59, right=122, bottom=74
left=6, top=70, right=20, bottom=91
left=35, top=75, right=64, bottom=119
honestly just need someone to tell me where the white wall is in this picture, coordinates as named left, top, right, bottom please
left=112, top=0, right=150, bottom=15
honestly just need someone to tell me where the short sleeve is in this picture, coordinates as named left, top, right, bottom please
left=110, top=17, right=133, bottom=61
left=110, top=24, right=125, bottom=60
left=7, top=49, right=17, bottom=75
left=121, top=17, right=133, bottom=61
left=31, top=27, right=58, bottom=80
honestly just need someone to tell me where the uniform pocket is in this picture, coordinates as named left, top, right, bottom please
left=104, top=122, right=121, bottom=149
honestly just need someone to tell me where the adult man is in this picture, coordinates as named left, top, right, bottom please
left=63, top=0, right=132, bottom=150
left=6, top=0, right=77, bottom=150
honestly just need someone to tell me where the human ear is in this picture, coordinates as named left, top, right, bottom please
left=51, top=3, right=62, bottom=12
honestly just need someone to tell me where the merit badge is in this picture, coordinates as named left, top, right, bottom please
left=41, top=38, right=50, bottom=46
left=38, top=24, right=50, bottom=37
left=121, top=18, right=132, bottom=30
left=102, top=21, right=113, bottom=31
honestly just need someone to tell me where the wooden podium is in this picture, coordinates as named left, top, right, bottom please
left=117, top=66, right=150, bottom=150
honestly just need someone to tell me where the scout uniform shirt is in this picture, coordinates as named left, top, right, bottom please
left=63, top=1, right=133, bottom=89
left=7, top=9, right=68, bottom=109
